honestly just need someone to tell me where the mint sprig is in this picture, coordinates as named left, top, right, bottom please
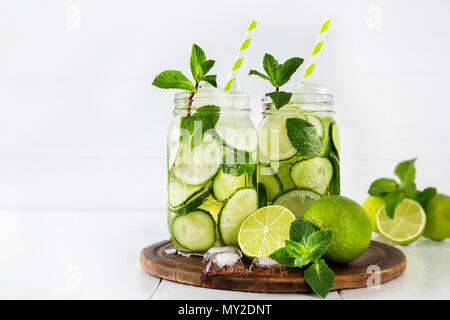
left=153, top=44, right=217, bottom=93
left=269, top=220, right=335, bottom=298
left=368, top=158, right=437, bottom=219
left=152, top=44, right=218, bottom=121
left=249, top=54, right=304, bottom=109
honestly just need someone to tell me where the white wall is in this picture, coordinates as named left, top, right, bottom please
left=0, top=0, right=449, bottom=210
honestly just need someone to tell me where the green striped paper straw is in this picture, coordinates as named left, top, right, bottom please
left=224, top=20, right=258, bottom=91
left=302, top=18, right=331, bottom=82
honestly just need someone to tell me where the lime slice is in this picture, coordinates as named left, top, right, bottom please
left=218, top=188, right=257, bottom=246
left=215, top=115, right=257, bottom=152
left=377, top=199, right=426, bottom=245
left=257, top=115, right=298, bottom=161
left=306, top=115, right=325, bottom=139
left=273, top=189, right=321, bottom=219
left=238, top=205, right=295, bottom=257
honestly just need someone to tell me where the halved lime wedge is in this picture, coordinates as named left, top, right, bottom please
left=273, top=189, right=321, bottom=219
left=377, top=199, right=426, bottom=245
left=238, top=205, right=295, bottom=257
left=218, top=188, right=257, bottom=246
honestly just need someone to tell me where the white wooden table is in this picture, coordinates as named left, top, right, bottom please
left=1, top=209, right=449, bottom=300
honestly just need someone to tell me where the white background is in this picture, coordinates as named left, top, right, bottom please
left=1, top=0, right=450, bottom=216
left=0, top=0, right=450, bottom=299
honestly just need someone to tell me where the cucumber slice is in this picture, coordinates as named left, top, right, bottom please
left=257, top=115, right=298, bottom=161
left=172, top=210, right=216, bottom=252
left=257, top=183, right=268, bottom=208
left=167, top=210, right=190, bottom=252
left=215, top=115, right=257, bottom=152
left=290, top=157, right=333, bottom=195
left=257, top=166, right=283, bottom=202
left=273, top=189, right=321, bottom=219
left=329, top=151, right=340, bottom=195
left=319, top=117, right=333, bottom=156
left=168, top=177, right=203, bottom=208
left=169, top=182, right=210, bottom=214
left=212, top=170, right=247, bottom=201
left=218, top=188, right=257, bottom=246
left=306, top=115, right=325, bottom=139
left=172, top=133, right=222, bottom=185
left=331, top=122, right=340, bottom=156
left=276, top=163, right=296, bottom=191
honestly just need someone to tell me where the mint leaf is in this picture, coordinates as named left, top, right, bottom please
left=265, top=91, right=292, bottom=109
left=289, top=220, right=319, bottom=246
left=384, top=190, right=406, bottom=219
left=368, top=178, right=398, bottom=196
left=180, top=105, right=220, bottom=146
left=304, top=259, right=335, bottom=299
left=262, top=53, right=278, bottom=81
left=415, top=187, right=437, bottom=208
left=294, top=255, right=310, bottom=267
left=201, top=75, right=217, bottom=88
left=190, top=44, right=206, bottom=82
left=286, top=118, right=322, bottom=158
left=269, top=247, right=296, bottom=267
left=400, top=182, right=417, bottom=198
left=306, top=229, right=332, bottom=261
left=248, top=69, right=277, bottom=86
left=285, top=239, right=307, bottom=257
left=152, top=70, right=196, bottom=91
left=394, top=158, right=416, bottom=183
left=277, top=57, right=304, bottom=87
left=201, top=60, right=215, bottom=75
left=221, top=150, right=255, bottom=177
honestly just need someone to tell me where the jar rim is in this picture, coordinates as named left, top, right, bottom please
left=174, top=89, right=250, bottom=102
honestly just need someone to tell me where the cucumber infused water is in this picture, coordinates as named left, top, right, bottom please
left=167, top=86, right=257, bottom=253
left=256, top=82, right=340, bottom=218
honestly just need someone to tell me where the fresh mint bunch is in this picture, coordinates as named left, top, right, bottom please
left=249, top=54, right=304, bottom=109
left=368, top=158, right=437, bottom=219
left=269, top=220, right=335, bottom=298
left=152, top=44, right=217, bottom=92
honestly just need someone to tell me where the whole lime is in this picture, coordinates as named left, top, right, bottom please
left=363, top=195, right=384, bottom=233
left=303, top=195, right=372, bottom=263
left=424, top=194, right=450, bottom=241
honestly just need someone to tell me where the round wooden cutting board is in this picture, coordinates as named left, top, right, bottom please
left=140, top=240, right=406, bottom=293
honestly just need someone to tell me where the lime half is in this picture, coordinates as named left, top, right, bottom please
left=238, top=205, right=295, bottom=257
left=273, top=189, right=321, bottom=219
left=377, top=199, right=426, bottom=245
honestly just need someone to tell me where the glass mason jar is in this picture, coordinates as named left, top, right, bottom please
left=256, top=82, right=340, bottom=219
left=167, top=86, right=257, bottom=254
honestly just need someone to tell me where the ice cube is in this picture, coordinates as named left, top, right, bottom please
left=203, top=246, right=242, bottom=262
left=249, top=257, right=287, bottom=277
left=204, top=252, right=247, bottom=275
